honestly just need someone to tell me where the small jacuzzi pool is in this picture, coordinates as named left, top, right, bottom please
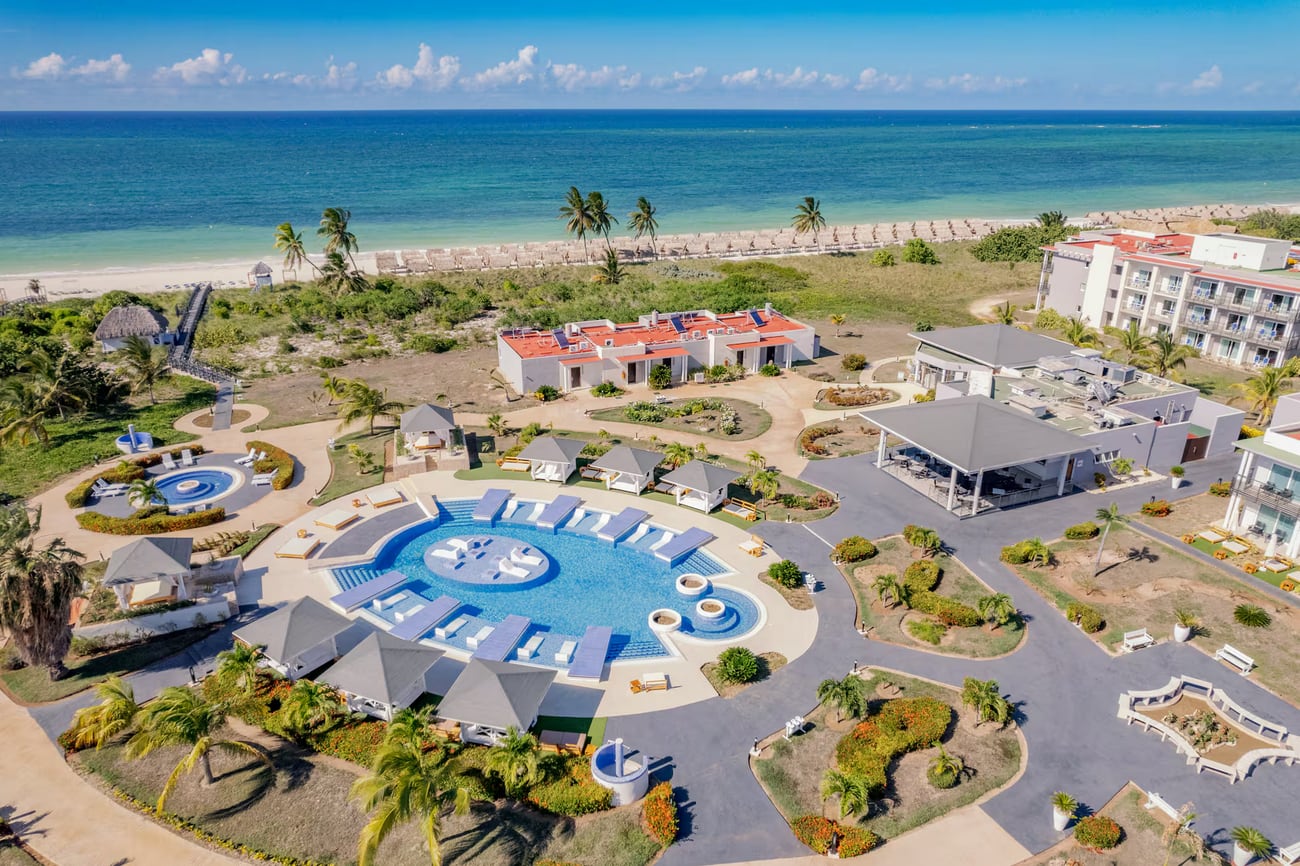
left=156, top=468, right=241, bottom=505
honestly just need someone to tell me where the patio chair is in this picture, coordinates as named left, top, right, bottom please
left=181, top=448, right=197, bottom=466
left=161, top=453, right=179, bottom=471
left=235, top=448, right=258, bottom=466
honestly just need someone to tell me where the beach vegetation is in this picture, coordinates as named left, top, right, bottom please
left=318, top=206, right=361, bottom=272
left=273, top=222, right=320, bottom=278
left=970, top=222, right=1072, bottom=262
left=902, top=238, right=940, bottom=264
left=869, top=249, right=896, bottom=267
left=336, top=379, right=407, bottom=434
left=1224, top=209, right=1300, bottom=242
left=596, top=248, right=626, bottom=285
left=0, top=503, right=84, bottom=680
left=991, top=301, right=1017, bottom=324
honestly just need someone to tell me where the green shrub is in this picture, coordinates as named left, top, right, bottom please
left=527, top=764, right=613, bottom=816
left=970, top=224, right=1071, bottom=262
left=903, top=560, right=941, bottom=593
left=1110, top=457, right=1133, bottom=476
left=1000, top=538, right=1051, bottom=565
left=315, top=355, right=346, bottom=369
left=768, top=559, right=804, bottom=589
left=869, top=250, right=896, bottom=267
left=907, top=619, right=947, bottom=645
left=1233, top=604, right=1272, bottom=628
left=913, top=320, right=934, bottom=332
left=1209, top=481, right=1231, bottom=497
left=792, top=816, right=879, bottom=856
left=591, top=381, right=623, bottom=397
left=926, top=764, right=959, bottom=789
left=247, top=440, right=294, bottom=490
left=841, top=353, right=867, bottom=372
left=716, top=646, right=760, bottom=684
left=912, top=592, right=982, bottom=627
left=77, top=507, right=227, bottom=535
left=903, top=238, right=940, bottom=264
left=641, top=782, right=678, bottom=846
left=758, top=362, right=781, bottom=377
left=648, top=363, right=674, bottom=390
left=834, top=697, right=952, bottom=795
left=1066, top=601, right=1104, bottom=633
left=912, top=387, right=936, bottom=402
left=1140, top=499, right=1172, bottom=517
left=403, top=333, right=456, bottom=353
left=535, top=385, right=560, bottom=402
left=1064, top=522, right=1099, bottom=540
left=1073, top=815, right=1122, bottom=852
left=832, top=536, right=877, bottom=563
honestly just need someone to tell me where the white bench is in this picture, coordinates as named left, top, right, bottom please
left=394, top=604, right=424, bottom=623
left=554, top=639, right=577, bottom=664
left=435, top=616, right=467, bottom=639
left=1143, top=792, right=1181, bottom=821
left=1123, top=628, right=1155, bottom=652
left=516, top=634, right=544, bottom=660
left=466, top=625, right=493, bottom=649
left=373, top=591, right=409, bottom=612
left=1215, top=643, right=1255, bottom=675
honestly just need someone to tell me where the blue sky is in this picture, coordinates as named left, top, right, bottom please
left=3, top=0, right=1300, bottom=110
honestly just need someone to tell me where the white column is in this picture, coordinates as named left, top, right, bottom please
left=1224, top=492, right=1240, bottom=530
left=972, top=469, right=985, bottom=516
left=877, top=433, right=887, bottom=466
left=946, top=470, right=958, bottom=511
left=1057, top=458, right=1070, bottom=496
left=1286, top=529, right=1300, bottom=560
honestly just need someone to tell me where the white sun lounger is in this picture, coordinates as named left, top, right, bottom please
left=235, top=448, right=258, bottom=466
left=509, top=547, right=543, bottom=566
left=314, top=508, right=360, bottom=530
left=161, top=453, right=179, bottom=471
left=497, top=559, right=530, bottom=579
left=373, top=591, right=409, bottom=612
left=181, top=448, right=197, bottom=466
left=516, top=634, right=544, bottom=660
left=252, top=468, right=279, bottom=486
left=274, top=535, right=320, bottom=559
left=435, top=616, right=467, bottom=639
left=554, top=640, right=577, bottom=664
left=430, top=547, right=461, bottom=561
left=649, top=531, right=675, bottom=552
left=466, top=625, right=494, bottom=649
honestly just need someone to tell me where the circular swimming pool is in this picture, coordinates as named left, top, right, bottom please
left=155, top=468, right=241, bottom=505
left=332, top=498, right=763, bottom=663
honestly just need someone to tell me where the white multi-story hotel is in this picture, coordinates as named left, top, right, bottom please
left=1039, top=230, right=1300, bottom=369
left=1224, top=392, right=1300, bottom=558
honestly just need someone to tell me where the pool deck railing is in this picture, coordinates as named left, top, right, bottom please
left=471, top=614, right=532, bottom=661
left=569, top=625, right=614, bottom=680
left=537, top=495, right=582, bottom=531
left=598, top=507, right=649, bottom=543
left=388, top=595, right=460, bottom=641
left=472, top=488, right=512, bottom=525
left=329, top=570, right=407, bottom=612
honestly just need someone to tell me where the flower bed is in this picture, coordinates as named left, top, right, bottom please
left=834, top=697, right=953, bottom=795
left=799, top=425, right=840, bottom=456
left=641, top=782, right=678, bottom=847
left=76, top=506, right=227, bottom=535
left=817, top=386, right=896, bottom=408
left=247, top=440, right=294, bottom=490
left=791, top=815, right=879, bottom=856
left=1073, top=814, right=1122, bottom=852
left=527, top=759, right=613, bottom=816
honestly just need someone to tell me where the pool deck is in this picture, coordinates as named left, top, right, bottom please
left=84, top=452, right=270, bottom=518
left=242, top=468, right=818, bottom=717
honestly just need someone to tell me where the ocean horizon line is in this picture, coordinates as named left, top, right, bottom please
left=7, top=107, right=1300, bottom=116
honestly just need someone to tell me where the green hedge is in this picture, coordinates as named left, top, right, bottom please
left=247, top=440, right=294, bottom=490
left=834, top=697, right=952, bottom=795
left=1064, top=522, right=1099, bottom=540
left=65, top=445, right=211, bottom=507
left=1066, top=601, right=1105, bottom=633
left=912, top=591, right=982, bottom=627
left=526, top=760, right=612, bottom=816
left=832, top=536, right=877, bottom=563
left=903, top=560, right=941, bottom=593
left=77, top=506, right=226, bottom=535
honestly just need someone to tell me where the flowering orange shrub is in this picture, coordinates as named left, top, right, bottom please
left=642, top=782, right=678, bottom=847
left=835, top=697, right=952, bottom=794
left=1073, top=815, right=1122, bottom=852
left=791, top=816, right=879, bottom=856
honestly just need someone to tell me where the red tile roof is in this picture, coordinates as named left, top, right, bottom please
left=500, top=310, right=806, bottom=359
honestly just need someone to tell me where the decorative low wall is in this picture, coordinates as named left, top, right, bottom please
left=75, top=595, right=234, bottom=641
left=1118, top=675, right=1300, bottom=783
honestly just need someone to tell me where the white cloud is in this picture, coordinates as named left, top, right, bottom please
left=855, top=67, right=911, bottom=92
left=1190, top=64, right=1223, bottom=91
left=322, top=58, right=359, bottom=90
left=721, top=67, right=761, bottom=87
left=21, top=52, right=66, bottom=79
left=822, top=73, right=849, bottom=90
left=155, top=48, right=247, bottom=85
left=71, top=54, right=130, bottom=82
left=549, top=62, right=638, bottom=92
left=1241, top=80, right=1263, bottom=95
left=925, top=72, right=1027, bottom=93
left=722, top=66, right=848, bottom=90
left=650, top=66, right=708, bottom=92
left=463, top=45, right=538, bottom=90
left=379, top=43, right=459, bottom=90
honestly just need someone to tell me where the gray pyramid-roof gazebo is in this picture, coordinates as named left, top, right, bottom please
left=517, top=436, right=587, bottom=482
left=659, top=460, right=741, bottom=512
left=233, top=596, right=354, bottom=680
left=319, top=631, right=444, bottom=721
left=400, top=404, right=458, bottom=435
left=93, top=305, right=169, bottom=342
left=103, top=537, right=193, bottom=610
left=591, top=445, right=663, bottom=494
left=436, top=658, right=556, bottom=744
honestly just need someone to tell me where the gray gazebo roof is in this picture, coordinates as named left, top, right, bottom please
left=93, top=305, right=169, bottom=340
left=399, top=403, right=458, bottom=434
left=517, top=436, right=587, bottom=465
left=911, top=324, right=1072, bottom=369
left=863, top=395, right=1087, bottom=474
left=103, top=537, right=193, bottom=586
left=250, top=261, right=274, bottom=276
left=591, top=445, right=663, bottom=478
left=234, top=597, right=353, bottom=663
left=319, top=632, right=443, bottom=704
left=436, top=659, right=555, bottom=731
left=659, top=460, right=742, bottom=493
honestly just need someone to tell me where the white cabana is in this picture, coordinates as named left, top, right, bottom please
left=517, top=436, right=587, bottom=483
left=102, top=537, right=193, bottom=610
left=233, top=597, right=355, bottom=680
left=658, top=460, right=742, bottom=513
left=435, top=659, right=556, bottom=745
left=590, top=445, right=663, bottom=494
left=399, top=404, right=462, bottom=455
left=319, top=632, right=444, bottom=721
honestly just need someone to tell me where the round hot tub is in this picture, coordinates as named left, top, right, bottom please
left=648, top=608, right=682, bottom=634
left=175, top=479, right=202, bottom=494
left=155, top=468, right=242, bottom=505
left=696, top=598, right=727, bottom=620
left=675, top=573, right=710, bottom=597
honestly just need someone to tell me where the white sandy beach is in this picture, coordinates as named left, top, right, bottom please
left=2, top=202, right=1293, bottom=303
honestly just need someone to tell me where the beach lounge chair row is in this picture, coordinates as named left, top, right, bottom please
left=161, top=448, right=200, bottom=471
left=169, top=502, right=215, bottom=515
left=235, top=448, right=265, bottom=466
left=91, top=478, right=128, bottom=498
left=252, top=467, right=279, bottom=486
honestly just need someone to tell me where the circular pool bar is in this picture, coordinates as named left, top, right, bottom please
left=155, top=468, right=241, bottom=505
left=696, top=598, right=726, bottom=620
left=675, top=573, right=710, bottom=596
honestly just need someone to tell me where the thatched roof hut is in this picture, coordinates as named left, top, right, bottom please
left=93, top=305, right=169, bottom=342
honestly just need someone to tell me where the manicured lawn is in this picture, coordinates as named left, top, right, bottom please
left=1010, top=527, right=1300, bottom=705
left=590, top=397, right=773, bottom=441
left=310, top=430, right=388, bottom=505
left=752, top=671, right=1022, bottom=842
left=845, top=538, right=1025, bottom=658
left=0, top=626, right=213, bottom=704
left=0, top=379, right=213, bottom=499
left=535, top=715, right=608, bottom=746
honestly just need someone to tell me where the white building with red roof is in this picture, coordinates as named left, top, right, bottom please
left=496, top=304, right=817, bottom=395
left=1039, top=229, right=1300, bottom=369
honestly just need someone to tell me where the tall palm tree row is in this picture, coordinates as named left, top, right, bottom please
left=628, top=196, right=659, bottom=257
left=792, top=196, right=827, bottom=247
left=558, top=186, right=596, bottom=261
left=318, top=207, right=360, bottom=271
left=0, top=503, right=84, bottom=680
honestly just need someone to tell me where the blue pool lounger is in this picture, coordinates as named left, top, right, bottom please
left=652, top=527, right=715, bottom=564
left=597, top=507, right=648, bottom=543
left=536, top=495, right=582, bottom=530
left=473, top=488, right=512, bottom=524
left=329, top=570, right=407, bottom=612
left=388, top=595, right=459, bottom=641
left=568, top=626, right=613, bottom=680
left=471, top=614, right=532, bottom=661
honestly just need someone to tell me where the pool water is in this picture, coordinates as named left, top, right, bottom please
left=155, top=469, right=237, bottom=504
left=333, top=499, right=763, bottom=662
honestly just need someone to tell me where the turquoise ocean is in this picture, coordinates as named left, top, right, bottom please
left=4, top=110, right=1300, bottom=274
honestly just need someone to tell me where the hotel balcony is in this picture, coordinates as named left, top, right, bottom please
left=1125, top=278, right=1152, bottom=291
left=1231, top=476, right=1300, bottom=516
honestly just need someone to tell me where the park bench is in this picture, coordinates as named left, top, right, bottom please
left=1215, top=643, right=1255, bottom=675
left=1122, top=628, right=1155, bottom=652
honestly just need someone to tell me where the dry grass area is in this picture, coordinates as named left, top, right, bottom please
left=702, top=651, right=788, bottom=698
left=847, top=538, right=1026, bottom=658
left=796, top=327, right=924, bottom=383
left=1132, top=492, right=1232, bottom=540
left=1021, top=785, right=1201, bottom=866
left=1012, top=527, right=1300, bottom=704
left=191, top=409, right=253, bottom=429
left=752, top=671, right=1022, bottom=842
left=799, top=421, right=883, bottom=461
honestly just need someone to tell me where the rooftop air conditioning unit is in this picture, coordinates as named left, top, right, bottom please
left=691, top=330, right=702, bottom=339
left=1102, top=410, right=1131, bottom=427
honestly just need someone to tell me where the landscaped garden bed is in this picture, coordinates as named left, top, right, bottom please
left=1020, top=784, right=1202, bottom=866
left=798, top=422, right=884, bottom=460
left=310, top=430, right=386, bottom=505
left=752, top=671, right=1022, bottom=847
left=813, top=386, right=899, bottom=411
left=702, top=650, right=788, bottom=698
left=589, top=398, right=771, bottom=441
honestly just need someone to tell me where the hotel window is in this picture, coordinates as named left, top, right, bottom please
left=1256, top=505, right=1298, bottom=543
left=1159, top=300, right=1176, bottom=317
left=1217, top=339, right=1239, bottom=360
left=1165, top=275, right=1183, bottom=292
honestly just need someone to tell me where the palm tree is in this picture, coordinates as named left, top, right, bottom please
left=486, top=413, right=509, bottom=451
left=1229, top=826, right=1273, bottom=865
left=320, top=251, right=368, bottom=296
left=127, top=477, right=163, bottom=508
left=792, top=196, right=827, bottom=248
left=280, top=679, right=341, bottom=738
left=747, top=469, right=780, bottom=504
left=628, top=197, right=659, bottom=257
left=558, top=186, right=595, bottom=261
left=991, top=302, right=1016, bottom=326
left=928, top=744, right=965, bottom=781
left=872, top=573, right=909, bottom=609
left=829, top=314, right=846, bottom=336
left=274, top=222, right=320, bottom=278
left=960, top=677, right=1011, bottom=727
left=318, top=207, right=360, bottom=271
left=1105, top=321, right=1151, bottom=365
left=348, top=443, right=378, bottom=474
left=484, top=726, right=543, bottom=797
left=1017, top=537, right=1052, bottom=568
left=1059, top=316, right=1101, bottom=348
left=0, top=380, right=52, bottom=447
left=18, top=347, right=92, bottom=421
left=216, top=641, right=264, bottom=694
left=1161, top=804, right=1204, bottom=866
left=320, top=375, right=352, bottom=405
left=352, top=729, right=469, bottom=866
left=118, top=336, right=172, bottom=404
left=912, top=528, right=944, bottom=558
left=816, top=674, right=867, bottom=723
left=977, top=593, right=1018, bottom=628
left=126, top=686, right=270, bottom=812
left=820, top=769, right=870, bottom=819
left=1093, top=503, right=1127, bottom=576
left=662, top=442, right=695, bottom=469
left=1147, top=331, right=1197, bottom=379
left=585, top=191, right=618, bottom=249
left=1037, top=211, right=1066, bottom=229
left=745, top=450, right=766, bottom=471
left=0, top=504, right=83, bottom=679
left=337, top=381, right=408, bottom=435
left=1233, top=365, right=1295, bottom=425
left=66, top=676, right=139, bottom=750
left=596, top=248, right=626, bottom=285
